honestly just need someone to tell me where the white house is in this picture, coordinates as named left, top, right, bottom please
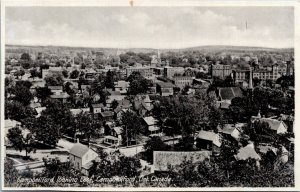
left=48, top=86, right=63, bottom=95
left=104, top=126, right=123, bottom=146
left=143, top=116, right=161, bottom=135
left=114, top=81, right=130, bottom=95
left=69, top=141, right=98, bottom=176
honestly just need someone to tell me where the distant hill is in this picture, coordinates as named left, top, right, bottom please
left=5, top=44, right=294, bottom=55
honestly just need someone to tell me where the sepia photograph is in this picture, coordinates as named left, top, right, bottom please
left=1, top=0, right=297, bottom=190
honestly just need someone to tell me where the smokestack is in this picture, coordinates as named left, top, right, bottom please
left=249, top=65, right=253, bottom=89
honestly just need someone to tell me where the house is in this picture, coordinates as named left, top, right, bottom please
left=103, top=126, right=123, bottom=146
left=5, top=119, right=21, bottom=129
left=196, top=130, right=222, bottom=154
left=50, top=92, right=70, bottom=103
left=48, top=86, right=63, bottom=95
left=216, top=87, right=243, bottom=109
left=69, top=141, right=98, bottom=176
left=251, top=117, right=288, bottom=134
left=113, top=99, right=131, bottom=114
left=106, top=95, right=126, bottom=108
left=156, top=82, right=175, bottom=96
left=192, top=79, right=211, bottom=89
left=90, top=104, right=104, bottom=114
left=100, top=111, right=114, bottom=121
left=143, top=116, right=161, bottom=135
left=217, top=87, right=243, bottom=103
left=217, top=124, right=242, bottom=141
left=114, top=81, right=130, bottom=95
left=279, top=114, right=294, bottom=132
left=107, top=89, right=121, bottom=96
left=133, top=95, right=153, bottom=116
left=153, top=151, right=211, bottom=172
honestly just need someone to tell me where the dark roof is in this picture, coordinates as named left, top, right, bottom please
left=69, top=143, right=89, bottom=158
left=157, top=82, right=175, bottom=88
left=219, top=87, right=243, bottom=101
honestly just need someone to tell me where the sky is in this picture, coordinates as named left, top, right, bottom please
left=5, top=7, right=294, bottom=49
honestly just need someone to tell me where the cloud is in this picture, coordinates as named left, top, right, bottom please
left=5, top=7, right=294, bottom=48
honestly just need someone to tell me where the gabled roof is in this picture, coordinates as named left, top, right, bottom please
left=106, top=95, right=126, bottom=104
left=100, top=111, right=114, bottom=117
left=218, top=87, right=243, bottom=101
left=114, top=80, right=129, bottom=88
left=143, top=116, right=158, bottom=126
left=5, top=119, right=21, bottom=128
left=69, top=143, right=90, bottom=158
left=235, top=143, right=261, bottom=161
left=218, top=124, right=237, bottom=135
left=113, top=127, right=123, bottom=135
left=107, top=90, right=121, bottom=96
left=259, top=118, right=287, bottom=132
left=157, top=82, right=175, bottom=88
left=280, top=114, right=294, bottom=122
left=197, top=130, right=222, bottom=147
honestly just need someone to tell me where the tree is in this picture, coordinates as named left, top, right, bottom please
left=7, top=127, right=36, bottom=158
left=15, top=80, right=32, bottom=89
left=70, top=70, right=80, bottom=79
left=20, top=53, right=31, bottom=61
left=11, top=85, right=33, bottom=106
left=62, top=70, right=69, bottom=78
left=105, top=70, right=117, bottom=89
left=41, top=158, right=81, bottom=182
left=42, top=99, right=73, bottom=139
left=143, top=136, right=170, bottom=163
left=127, top=71, right=152, bottom=95
left=15, top=69, right=25, bottom=79
left=111, top=99, right=119, bottom=110
left=21, top=62, right=31, bottom=69
left=112, top=156, right=142, bottom=177
left=74, top=112, right=102, bottom=143
left=35, top=87, right=52, bottom=104
left=29, top=68, right=39, bottom=79
left=32, top=115, right=60, bottom=146
left=152, top=96, right=209, bottom=138
left=4, top=158, right=19, bottom=187
left=45, top=73, right=64, bottom=86
left=5, top=101, right=36, bottom=121
left=121, top=111, right=144, bottom=146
